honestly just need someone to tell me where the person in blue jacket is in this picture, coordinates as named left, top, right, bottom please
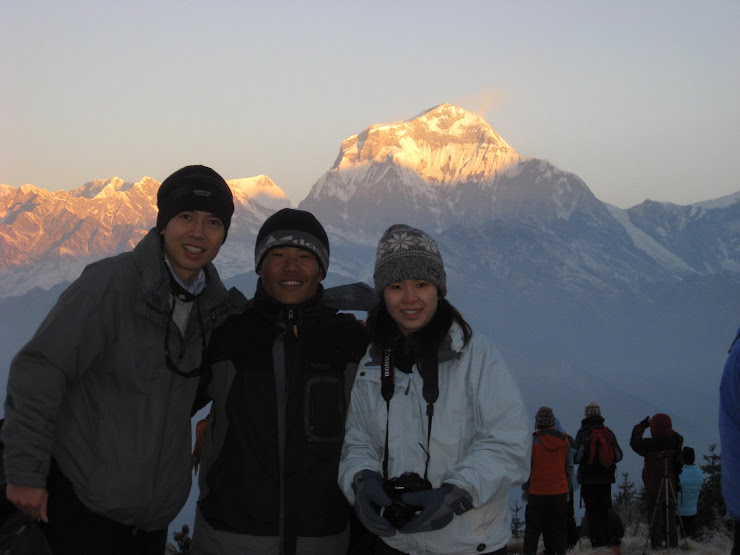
left=677, top=446, right=703, bottom=539
left=555, top=417, right=579, bottom=550
left=720, top=329, right=740, bottom=555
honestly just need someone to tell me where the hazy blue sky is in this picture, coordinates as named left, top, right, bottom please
left=2, top=1, right=738, bottom=208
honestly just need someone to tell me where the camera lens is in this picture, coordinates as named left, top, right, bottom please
left=383, top=500, right=419, bottom=529
left=379, top=472, right=433, bottom=529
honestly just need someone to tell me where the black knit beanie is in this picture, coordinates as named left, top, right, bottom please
left=156, top=165, right=234, bottom=242
left=254, top=208, right=330, bottom=274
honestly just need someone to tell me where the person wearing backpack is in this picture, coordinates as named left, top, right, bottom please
left=521, top=407, right=573, bottom=555
left=573, top=401, right=624, bottom=550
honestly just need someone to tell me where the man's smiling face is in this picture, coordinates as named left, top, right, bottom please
left=258, top=246, right=324, bottom=305
left=160, top=210, right=225, bottom=284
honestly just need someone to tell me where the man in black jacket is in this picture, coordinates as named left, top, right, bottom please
left=192, top=208, right=369, bottom=555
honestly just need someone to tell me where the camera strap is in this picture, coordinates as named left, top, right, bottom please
left=381, top=349, right=394, bottom=482
left=418, top=351, right=439, bottom=480
left=380, top=348, right=439, bottom=482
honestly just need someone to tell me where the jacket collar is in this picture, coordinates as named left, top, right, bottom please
left=368, top=322, right=464, bottom=366
left=133, top=228, right=233, bottom=319
left=252, top=279, right=325, bottom=325
left=581, top=414, right=605, bottom=427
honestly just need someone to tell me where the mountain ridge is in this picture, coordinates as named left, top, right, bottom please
left=1, top=104, right=738, bottom=298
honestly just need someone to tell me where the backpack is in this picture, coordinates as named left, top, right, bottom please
left=587, top=427, right=616, bottom=469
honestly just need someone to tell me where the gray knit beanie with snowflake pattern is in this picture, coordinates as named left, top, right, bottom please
left=373, top=224, right=447, bottom=297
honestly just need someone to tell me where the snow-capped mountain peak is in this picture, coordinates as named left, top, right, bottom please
left=332, top=103, right=519, bottom=185
left=228, top=175, right=289, bottom=210
left=71, top=177, right=134, bottom=199
left=0, top=174, right=290, bottom=297
left=300, top=103, right=604, bottom=233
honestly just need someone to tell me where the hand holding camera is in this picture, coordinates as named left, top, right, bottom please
left=640, top=415, right=651, bottom=429
left=351, top=470, right=395, bottom=537
left=397, top=482, right=473, bottom=534
left=381, top=471, right=433, bottom=529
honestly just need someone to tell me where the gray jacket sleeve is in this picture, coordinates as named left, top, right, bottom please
left=2, top=274, right=107, bottom=487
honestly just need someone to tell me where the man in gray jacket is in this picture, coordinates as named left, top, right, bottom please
left=1, top=165, right=240, bottom=554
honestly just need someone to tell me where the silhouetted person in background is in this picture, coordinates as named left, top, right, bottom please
left=677, top=446, right=703, bottom=539
left=630, top=413, right=683, bottom=549
left=573, top=401, right=623, bottom=549
left=555, top=417, right=579, bottom=550
left=522, top=406, right=572, bottom=555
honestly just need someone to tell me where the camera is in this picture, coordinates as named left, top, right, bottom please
left=380, top=471, right=432, bottom=529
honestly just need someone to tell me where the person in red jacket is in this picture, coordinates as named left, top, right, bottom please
left=522, top=406, right=573, bottom=555
left=630, top=413, right=683, bottom=549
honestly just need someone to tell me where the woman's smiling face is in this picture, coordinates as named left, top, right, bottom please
left=383, top=279, right=439, bottom=336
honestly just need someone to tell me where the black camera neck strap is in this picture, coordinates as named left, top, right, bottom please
left=380, top=348, right=439, bottom=482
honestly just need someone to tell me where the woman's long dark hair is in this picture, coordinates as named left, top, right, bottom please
left=366, top=295, right=473, bottom=352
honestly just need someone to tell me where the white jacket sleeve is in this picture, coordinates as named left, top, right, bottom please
left=441, top=336, right=531, bottom=507
left=338, top=351, right=385, bottom=504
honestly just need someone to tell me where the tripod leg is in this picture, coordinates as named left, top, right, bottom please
left=643, top=482, right=665, bottom=554
left=664, top=478, right=687, bottom=548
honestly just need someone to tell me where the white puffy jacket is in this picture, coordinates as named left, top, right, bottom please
left=339, top=323, right=531, bottom=555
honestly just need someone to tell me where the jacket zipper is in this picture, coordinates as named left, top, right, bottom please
left=288, top=308, right=298, bottom=337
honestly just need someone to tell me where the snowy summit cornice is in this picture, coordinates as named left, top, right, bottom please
left=332, top=103, right=520, bottom=185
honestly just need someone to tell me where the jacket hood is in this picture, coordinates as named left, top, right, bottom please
left=650, top=413, right=673, bottom=437
left=535, top=428, right=569, bottom=451
left=580, top=414, right=605, bottom=427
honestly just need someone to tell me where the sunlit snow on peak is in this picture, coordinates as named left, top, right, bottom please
left=331, top=103, right=520, bottom=186
left=227, top=175, right=289, bottom=210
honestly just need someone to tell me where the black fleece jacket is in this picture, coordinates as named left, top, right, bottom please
left=198, top=283, right=368, bottom=544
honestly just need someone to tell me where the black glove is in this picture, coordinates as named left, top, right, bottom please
left=398, top=483, right=473, bottom=534
left=639, top=416, right=650, bottom=429
left=352, top=470, right=395, bottom=537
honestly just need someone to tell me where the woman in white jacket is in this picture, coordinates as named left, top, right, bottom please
left=339, top=224, right=531, bottom=555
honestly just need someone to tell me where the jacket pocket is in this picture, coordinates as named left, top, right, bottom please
left=304, top=374, right=345, bottom=443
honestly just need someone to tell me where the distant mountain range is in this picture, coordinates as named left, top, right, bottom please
left=0, top=174, right=291, bottom=298
left=1, top=103, right=738, bottom=533
left=3, top=104, right=737, bottom=299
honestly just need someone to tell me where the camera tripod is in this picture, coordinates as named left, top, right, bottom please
left=642, top=451, right=689, bottom=553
